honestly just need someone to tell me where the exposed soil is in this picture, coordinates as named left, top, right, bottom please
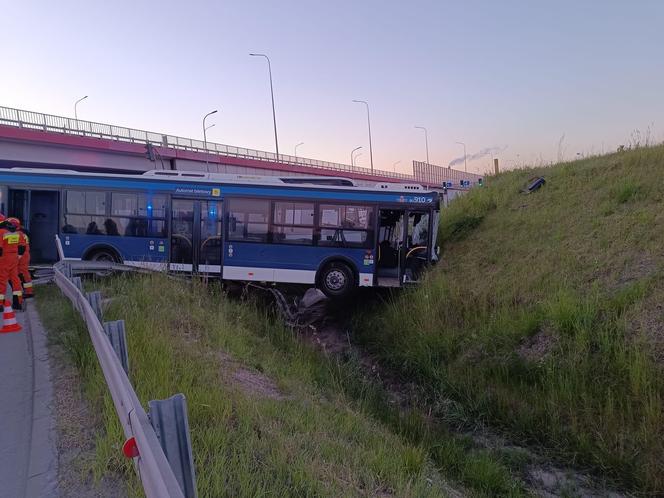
left=217, top=351, right=287, bottom=400
left=615, top=253, right=657, bottom=289
left=471, top=431, right=627, bottom=498
left=628, top=294, right=664, bottom=368
left=48, top=341, right=127, bottom=497
left=517, top=324, right=559, bottom=364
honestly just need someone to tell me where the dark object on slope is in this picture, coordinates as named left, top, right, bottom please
left=262, top=286, right=329, bottom=329
left=522, top=176, right=546, bottom=194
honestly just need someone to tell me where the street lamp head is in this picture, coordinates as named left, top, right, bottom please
left=203, top=110, right=218, bottom=122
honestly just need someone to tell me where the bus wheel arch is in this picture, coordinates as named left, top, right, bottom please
left=83, top=245, right=122, bottom=264
left=316, top=258, right=358, bottom=298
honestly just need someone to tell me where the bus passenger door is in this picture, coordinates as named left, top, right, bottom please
left=376, top=208, right=432, bottom=286
left=199, top=200, right=223, bottom=274
left=404, top=210, right=431, bottom=282
left=376, top=209, right=405, bottom=287
left=170, top=199, right=197, bottom=272
left=170, top=199, right=223, bottom=274
left=9, top=189, right=60, bottom=264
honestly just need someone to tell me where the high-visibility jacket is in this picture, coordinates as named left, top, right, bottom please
left=17, top=229, right=32, bottom=295
left=0, top=226, right=6, bottom=302
left=0, top=226, right=23, bottom=302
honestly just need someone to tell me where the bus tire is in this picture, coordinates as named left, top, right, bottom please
left=85, top=248, right=121, bottom=264
left=318, top=261, right=355, bottom=298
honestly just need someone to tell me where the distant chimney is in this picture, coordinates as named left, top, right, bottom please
left=494, top=158, right=500, bottom=175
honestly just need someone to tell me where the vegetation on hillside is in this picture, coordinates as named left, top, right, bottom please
left=38, top=276, right=531, bottom=497
left=356, top=145, right=664, bottom=493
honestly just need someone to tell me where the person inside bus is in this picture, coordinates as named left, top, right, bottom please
left=136, top=219, right=148, bottom=237
left=104, top=218, right=120, bottom=236
left=86, top=221, right=103, bottom=235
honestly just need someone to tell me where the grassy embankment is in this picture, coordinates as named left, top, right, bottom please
left=38, top=272, right=531, bottom=497
left=356, top=145, right=664, bottom=494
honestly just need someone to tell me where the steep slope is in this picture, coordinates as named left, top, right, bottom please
left=357, top=145, right=664, bottom=493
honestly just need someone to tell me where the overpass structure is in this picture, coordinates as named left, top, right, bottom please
left=0, top=105, right=483, bottom=188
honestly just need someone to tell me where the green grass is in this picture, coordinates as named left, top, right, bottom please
left=355, top=145, right=664, bottom=494
left=37, top=274, right=529, bottom=497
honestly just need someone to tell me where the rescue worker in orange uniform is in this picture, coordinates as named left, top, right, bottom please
left=0, top=214, right=6, bottom=306
left=7, top=217, right=33, bottom=298
left=0, top=215, right=24, bottom=310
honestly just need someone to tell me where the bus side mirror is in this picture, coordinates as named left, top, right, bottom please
left=229, top=216, right=237, bottom=232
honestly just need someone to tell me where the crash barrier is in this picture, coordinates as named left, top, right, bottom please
left=53, top=260, right=197, bottom=498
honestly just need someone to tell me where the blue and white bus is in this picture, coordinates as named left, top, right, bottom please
left=0, top=167, right=439, bottom=297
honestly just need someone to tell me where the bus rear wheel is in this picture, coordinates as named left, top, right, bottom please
left=318, top=262, right=355, bottom=298
left=85, top=248, right=121, bottom=277
left=87, top=249, right=120, bottom=263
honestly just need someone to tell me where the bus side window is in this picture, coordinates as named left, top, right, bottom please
left=318, top=204, right=374, bottom=248
left=227, top=198, right=269, bottom=242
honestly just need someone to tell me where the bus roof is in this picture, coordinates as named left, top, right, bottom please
left=6, top=167, right=435, bottom=195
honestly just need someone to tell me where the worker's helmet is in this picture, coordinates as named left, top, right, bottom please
left=7, top=217, right=21, bottom=229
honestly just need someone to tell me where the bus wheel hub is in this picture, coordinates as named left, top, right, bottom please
left=325, top=270, right=345, bottom=290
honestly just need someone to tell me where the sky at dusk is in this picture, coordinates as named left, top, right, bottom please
left=1, top=0, right=663, bottom=175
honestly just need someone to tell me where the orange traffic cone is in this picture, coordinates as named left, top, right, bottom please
left=1, top=298, right=22, bottom=333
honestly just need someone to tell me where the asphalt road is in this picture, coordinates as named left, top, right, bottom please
left=0, top=301, right=58, bottom=498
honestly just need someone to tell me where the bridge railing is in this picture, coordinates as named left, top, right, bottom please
left=0, top=105, right=415, bottom=180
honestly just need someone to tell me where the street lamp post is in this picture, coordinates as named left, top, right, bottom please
left=250, top=53, right=279, bottom=161
left=294, top=142, right=304, bottom=159
left=352, top=152, right=363, bottom=166
left=203, top=110, right=218, bottom=171
left=392, top=160, right=401, bottom=173
left=74, top=95, right=88, bottom=130
left=351, top=146, right=363, bottom=167
left=455, top=141, right=467, bottom=172
left=352, top=100, right=374, bottom=174
left=415, top=126, right=430, bottom=166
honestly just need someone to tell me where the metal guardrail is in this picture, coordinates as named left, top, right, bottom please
left=53, top=259, right=197, bottom=498
left=0, top=105, right=416, bottom=180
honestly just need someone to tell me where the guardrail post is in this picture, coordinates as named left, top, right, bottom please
left=148, top=394, right=198, bottom=498
left=86, top=291, right=103, bottom=321
left=71, top=276, right=83, bottom=293
left=62, top=262, right=72, bottom=279
left=103, top=320, right=130, bottom=375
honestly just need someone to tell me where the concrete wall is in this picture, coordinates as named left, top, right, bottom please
left=0, top=139, right=152, bottom=171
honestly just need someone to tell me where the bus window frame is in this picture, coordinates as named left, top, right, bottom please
left=62, top=187, right=168, bottom=239
left=223, top=195, right=380, bottom=250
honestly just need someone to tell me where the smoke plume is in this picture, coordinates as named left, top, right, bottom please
left=448, top=145, right=508, bottom=168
